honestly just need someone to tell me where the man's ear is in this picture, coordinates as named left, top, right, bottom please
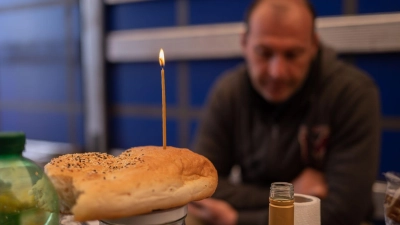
left=312, top=33, right=320, bottom=54
left=240, top=32, right=248, bottom=54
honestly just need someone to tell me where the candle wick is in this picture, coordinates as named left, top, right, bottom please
left=159, top=58, right=164, bottom=69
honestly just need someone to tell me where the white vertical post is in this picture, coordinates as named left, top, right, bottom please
left=81, top=0, right=107, bottom=152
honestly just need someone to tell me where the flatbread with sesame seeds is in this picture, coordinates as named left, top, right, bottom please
left=44, top=146, right=218, bottom=222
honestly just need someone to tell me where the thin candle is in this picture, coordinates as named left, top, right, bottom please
left=159, top=49, right=166, bottom=149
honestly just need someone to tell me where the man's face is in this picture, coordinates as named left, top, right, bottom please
left=242, top=1, right=318, bottom=103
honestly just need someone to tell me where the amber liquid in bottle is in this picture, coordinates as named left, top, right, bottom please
left=269, top=182, right=294, bottom=225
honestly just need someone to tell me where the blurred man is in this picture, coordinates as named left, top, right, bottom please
left=189, top=0, right=380, bottom=225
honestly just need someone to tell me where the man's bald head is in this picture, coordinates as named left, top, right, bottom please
left=240, top=0, right=319, bottom=103
left=244, top=0, right=316, bottom=35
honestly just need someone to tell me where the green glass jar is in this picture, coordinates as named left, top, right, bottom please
left=0, top=132, right=59, bottom=225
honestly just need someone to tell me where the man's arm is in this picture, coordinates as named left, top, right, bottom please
left=189, top=198, right=269, bottom=225
left=193, top=74, right=270, bottom=225
left=322, top=84, right=380, bottom=225
left=214, top=180, right=270, bottom=225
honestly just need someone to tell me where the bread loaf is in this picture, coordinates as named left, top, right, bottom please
left=44, top=146, right=218, bottom=221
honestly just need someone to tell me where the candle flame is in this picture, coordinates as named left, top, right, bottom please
left=159, top=49, right=165, bottom=68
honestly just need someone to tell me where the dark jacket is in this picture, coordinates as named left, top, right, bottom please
left=193, top=46, right=381, bottom=225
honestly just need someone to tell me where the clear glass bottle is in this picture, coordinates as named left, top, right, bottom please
left=0, top=132, right=59, bottom=225
left=269, top=182, right=294, bottom=225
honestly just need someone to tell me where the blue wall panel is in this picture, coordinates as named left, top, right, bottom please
left=308, top=0, right=342, bottom=16
left=71, top=3, right=81, bottom=40
left=0, top=5, right=68, bottom=103
left=71, top=4, right=83, bottom=104
left=189, top=0, right=252, bottom=25
left=188, top=0, right=342, bottom=26
left=358, top=0, right=400, bottom=14
left=189, top=59, right=243, bottom=107
left=73, top=66, right=83, bottom=104
left=189, top=120, right=199, bottom=147
left=106, top=0, right=176, bottom=31
left=75, top=114, right=85, bottom=146
left=0, top=0, right=50, bottom=8
left=0, top=1, right=83, bottom=147
left=354, top=53, right=400, bottom=116
left=0, top=63, right=67, bottom=103
left=109, top=116, right=178, bottom=149
left=0, top=5, right=65, bottom=43
left=1, top=110, right=69, bottom=143
left=380, top=131, right=400, bottom=175
left=108, top=62, right=178, bottom=106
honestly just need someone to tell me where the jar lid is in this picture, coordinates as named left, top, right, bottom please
left=100, top=205, right=187, bottom=225
left=0, top=132, right=25, bottom=155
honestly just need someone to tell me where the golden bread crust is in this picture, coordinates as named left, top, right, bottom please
left=44, top=146, right=217, bottom=221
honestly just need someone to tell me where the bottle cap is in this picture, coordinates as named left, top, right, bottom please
left=0, top=132, right=26, bottom=155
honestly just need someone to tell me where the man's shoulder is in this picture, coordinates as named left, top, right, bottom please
left=212, top=63, right=249, bottom=95
left=318, top=47, right=377, bottom=96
